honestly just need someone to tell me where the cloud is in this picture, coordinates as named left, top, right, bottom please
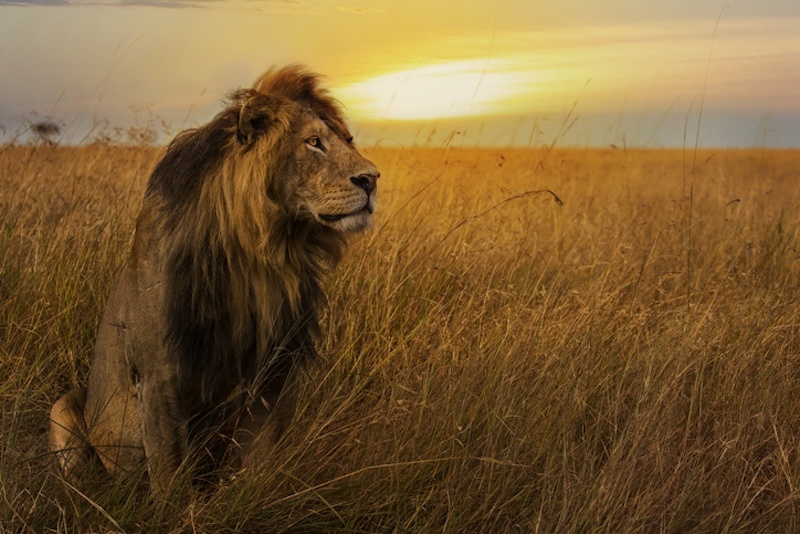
left=115, top=0, right=220, bottom=6
left=0, top=0, right=313, bottom=7
left=0, top=0, right=233, bottom=7
left=0, top=0, right=354, bottom=13
left=0, top=0, right=70, bottom=5
left=335, top=6, right=384, bottom=14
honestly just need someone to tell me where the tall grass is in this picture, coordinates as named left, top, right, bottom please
left=1, top=144, right=799, bottom=532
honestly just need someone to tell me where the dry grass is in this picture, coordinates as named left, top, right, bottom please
left=1, top=143, right=799, bottom=532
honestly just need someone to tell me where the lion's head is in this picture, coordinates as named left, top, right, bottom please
left=241, top=68, right=379, bottom=234
left=148, top=65, right=379, bottom=258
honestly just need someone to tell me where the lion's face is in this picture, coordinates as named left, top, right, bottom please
left=234, top=86, right=379, bottom=234
left=282, top=110, right=379, bottom=233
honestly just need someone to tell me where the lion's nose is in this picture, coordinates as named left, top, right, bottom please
left=350, top=172, right=379, bottom=195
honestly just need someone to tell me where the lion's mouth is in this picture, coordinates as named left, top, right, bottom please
left=319, top=202, right=373, bottom=223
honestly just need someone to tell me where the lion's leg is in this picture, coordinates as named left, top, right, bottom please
left=50, top=387, right=92, bottom=481
left=235, top=373, right=297, bottom=469
left=138, top=374, right=189, bottom=499
left=84, top=384, right=146, bottom=478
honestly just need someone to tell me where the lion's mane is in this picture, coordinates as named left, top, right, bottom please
left=147, top=66, right=349, bottom=404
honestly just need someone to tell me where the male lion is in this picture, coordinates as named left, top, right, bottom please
left=49, top=65, right=379, bottom=498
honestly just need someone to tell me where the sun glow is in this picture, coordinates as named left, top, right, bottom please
left=337, top=59, right=540, bottom=121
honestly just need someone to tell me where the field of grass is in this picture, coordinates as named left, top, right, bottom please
left=1, top=142, right=799, bottom=532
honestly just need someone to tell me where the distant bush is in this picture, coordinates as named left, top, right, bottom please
left=30, top=120, right=62, bottom=145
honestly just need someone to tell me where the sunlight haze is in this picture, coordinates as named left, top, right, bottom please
left=337, top=59, right=542, bottom=121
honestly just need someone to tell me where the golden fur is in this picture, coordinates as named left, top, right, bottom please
left=49, top=65, right=379, bottom=498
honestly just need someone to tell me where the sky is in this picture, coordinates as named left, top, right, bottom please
left=0, top=0, right=799, bottom=148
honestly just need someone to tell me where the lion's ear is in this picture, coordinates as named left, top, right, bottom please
left=236, top=92, right=285, bottom=146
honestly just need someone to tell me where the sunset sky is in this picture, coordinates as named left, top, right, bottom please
left=1, top=0, right=798, bottom=147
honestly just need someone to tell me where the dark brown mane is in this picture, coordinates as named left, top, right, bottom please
left=146, top=66, right=349, bottom=404
left=145, top=107, right=237, bottom=207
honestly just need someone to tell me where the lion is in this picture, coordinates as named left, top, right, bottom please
left=49, top=65, right=379, bottom=499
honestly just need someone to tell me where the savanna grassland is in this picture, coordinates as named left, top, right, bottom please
left=1, top=142, right=799, bottom=532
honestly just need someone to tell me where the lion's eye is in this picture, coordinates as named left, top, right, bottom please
left=306, top=136, right=325, bottom=151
